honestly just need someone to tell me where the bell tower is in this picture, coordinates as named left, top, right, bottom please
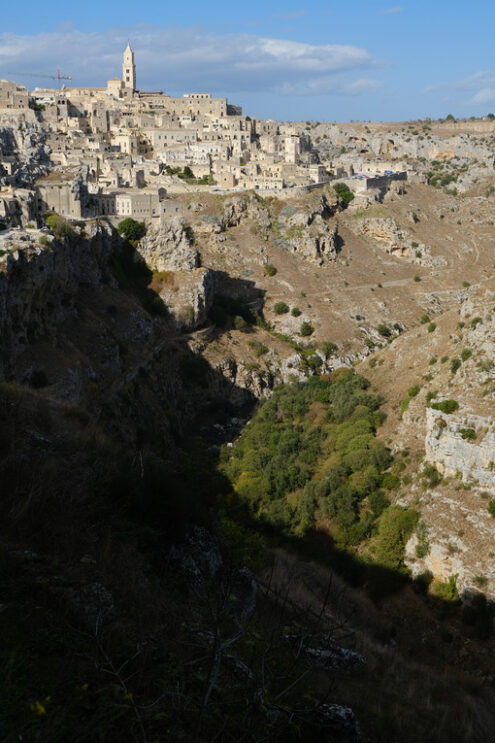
left=122, top=41, right=136, bottom=91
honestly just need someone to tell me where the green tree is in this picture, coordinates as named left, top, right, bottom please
left=333, top=182, right=354, bottom=205
left=300, top=321, right=314, bottom=337
left=117, top=218, right=146, bottom=242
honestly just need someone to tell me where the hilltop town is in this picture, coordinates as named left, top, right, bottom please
left=1, top=44, right=495, bottom=228
left=0, top=42, right=411, bottom=223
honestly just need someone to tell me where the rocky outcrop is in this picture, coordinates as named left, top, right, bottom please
left=138, top=217, right=199, bottom=271
left=275, top=195, right=341, bottom=265
left=425, top=407, right=495, bottom=488
left=358, top=217, right=446, bottom=266
left=285, top=220, right=340, bottom=264
left=403, top=406, right=495, bottom=597
left=0, top=222, right=115, bottom=370
left=0, top=188, right=38, bottom=227
left=0, top=124, right=51, bottom=188
left=193, top=194, right=272, bottom=237
left=223, top=194, right=271, bottom=231
left=157, top=267, right=215, bottom=329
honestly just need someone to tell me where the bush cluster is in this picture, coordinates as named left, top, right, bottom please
left=223, top=371, right=416, bottom=565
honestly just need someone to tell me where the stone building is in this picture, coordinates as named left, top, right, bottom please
left=0, top=81, right=29, bottom=111
left=36, top=168, right=89, bottom=219
left=122, top=41, right=136, bottom=92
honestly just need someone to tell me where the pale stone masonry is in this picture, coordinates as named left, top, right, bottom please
left=0, top=43, right=407, bottom=224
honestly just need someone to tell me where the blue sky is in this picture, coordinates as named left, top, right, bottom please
left=2, top=1, right=495, bottom=121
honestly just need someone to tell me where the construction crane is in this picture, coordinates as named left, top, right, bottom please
left=5, top=70, right=72, bottom=84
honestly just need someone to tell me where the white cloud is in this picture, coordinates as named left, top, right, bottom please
left=454, top=70, right=495, bottom=90
left=282, top=76, right=382, bottom=96
left=381, top=6, right=404, bottom=14
left=425, top=70, right=495, bottom=108
left=471, top=88, right=495, bottom=105
left=0, top=26, right=378, bottom=99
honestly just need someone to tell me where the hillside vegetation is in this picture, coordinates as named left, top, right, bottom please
left=223, top=371, right=418, bottom=574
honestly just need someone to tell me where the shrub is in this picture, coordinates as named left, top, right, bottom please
left=422, top=464, right=442, bottom=488
left=377, top=323, right=391, bottom=338
left=333, top=182, right=354, bottom=205
left=291, top=307, right=301, bottom=317
left=234, top=315, right=248, bottom=331
left=432, top=575, right=459, bottom=602
left=459, top=428, right=476, bottom=441
left=430, top=399, right=459, bottom=414
left=300, top=321, right=314, bottom=337
left=375, top=506, right=419, bottom=569
left=420, top=314, right=431, bottom=324
left=264, top=264, right=277, bottom=277
left=39, top=235, right=49, bottom=246
left=248, top=340, right=268, bottom=357
left=429, top=356, right=437, bottom=365
left=45, top=212, right=71, bottom=237
left=321, top=341, right=338, bottom=359
left=427, top=322, right=436, bottom=333
left=381, top=473, right=400, bottom=490
left=408, top=385, right=421, bottom=398
left=488, top=499, right=495, bottom=518
left=274, top=302, right=289, bottom=315
left=450, top=357, right=461, bottom=374
left=368, top=490, right=390, bottom=518
left=460, top=348, right=472, bottom=362
left=414, top=275, right=421, bottom=282
left=415, top=521, right=430, bottom=558
left=440, top=355, right=449, bottom=364
left=117, top=217, right=146, bottom=242
left=399, top=397, right=410, bottom=417
left=462, top=280, right=470, bottom=288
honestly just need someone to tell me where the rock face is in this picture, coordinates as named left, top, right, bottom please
left=358, top=217, right=446, bottom=266
left=403, top=406, right=495, bottom=598
left=0, top=123, right=50, bottom=188
left=274, top=194, right=341, bottom=265
left=0, top=223, right=114, bottom=369
left=0, top=189, right=38, bottom=227
left=193, top=194, right=272, bottom=237
left=138, top=217, right=199, bottom=271
left=286, top=220, right=340, bottom=264
left=157, top=267, right=215, bottom=329
left=223, top=194, right=271, bottom=231
left=425, top=407, right=495, bottom=488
